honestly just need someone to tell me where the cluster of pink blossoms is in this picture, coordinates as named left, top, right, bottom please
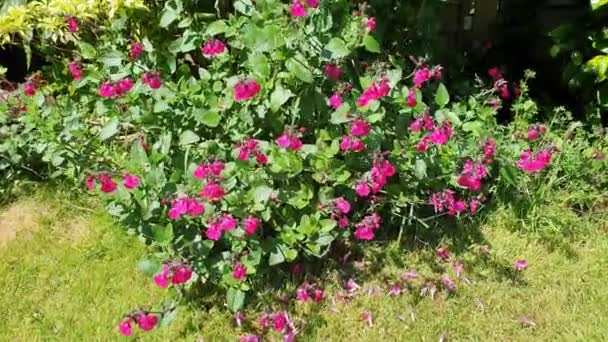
left=66, top=16, right=78, bottom=32
left=142, top=71, right=163, bottom=89
left=237, top=138, right=268, bottom=165
left=129, top=42, right=144, bottom=60
left=23, top=82, right=36, bottom=96
left=329, top=197, right=351, bottom=228
left=194, top=161, right=226, bottom=201
left=290, top=0, right=319, bottom=17
left=482, top=138, right=496, bottom=164
left=340, top=135, right=365, bottom=153
left=276, top=130, right=303, bottom=151
left=324, top=63, right=342, bottom=82
left=167, top=197, right=205, bottom=220
left=457, top=160, right=489, bottom=191
left=205, top=213, right=237, bottom=240
left=340, top=118, right=370, bottom=152
left=355, top=157, right=396, bottom=197
left=201, top=38, right=227, bottom=57
left=410, top=116, right=453, bottom=153
left=99, top=78, right=135, bottom=97
left=234, top=79, right=261, bottom=101
left=86, top=172, right=140, bottom=193
left=357, top=79, right=390, bottom=107
left=295, top=281, right=324, bottom=303
left=406, top=89, right=417, bottom=107
left=118, top=311, right=158, bottom=336
left=527, top=124, right=546, bottom=141
left=354, top=212, right=382, bottom=240
left=232, top=262, right=247, bottom=280
left=488, top=67, right=520, bottom=100
left=412, top=65, right=443, bottom=88
left=365, top=17, right=376, bottom=32
left=429, top=190, right=482, bottom=215
left=517, top=149, right=554, bottom=173
left=68, top=62, right=83, bottom=80
left=153, top=262, right=193, bottom=288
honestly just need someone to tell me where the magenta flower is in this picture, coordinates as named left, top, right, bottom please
left=68, top=62, right=83, bottom=80
left=527, top=127, right=539, bottom=141
left=428, top=124, right=453, bottom=145
left=290, top=0, right=307, bottom=17
left=142, top=72, right=162, bottom=89
left=324, top=63, right=342, bottom=81
left=154, top=266, right=170, bottom=288
left=234, top=79, right=261, bottom=101
left=350, top=118, right=371, bottom=136
left=413, top=66, right=431, bottom=88
left=219, top=214, right=238, bottom=231
left=200, top=181, right=225, bottom=201
left=335, top=197, right=351, bottom=214
left=406, top=89, right=417, bottom=107
left=24, top=82, right=36, bottom=96
left=483, top=138, right=496, bottom=163
left=328, top=92, right=343, bottom=109
left=388, top=284, right=401, bottom=296
left=488, top=67, right=503, bottom=80
left=360, top=311, right=373, bottom=327
left=276, top=134, right=291, bottom=148
left=232, top=263, right=247, bottom=280
left=186, top=199, right=205, bottom=216
left=116, top=78, right=135, bottom=95
left=436, top=247, right=450, bottom=260
left=517, top=149, right=553, bottom=173
left=240, top=335, right=260, bottom=342
left=258, top=313, right=271, bottom=329
left=275, top=132, right=302, bottom=151
left=313, top=288, right=324, bottom=302
left=365, top=17, right=376, bottom=32
left=99, top=173, right=117, bottom=193
left=442, top=275, right=456, bottom=291
left=357, top=79, right=390, bottom=107
left=85, top=175, right=95, bottom=190
left=129, top=42, right=144, bottom=60
left=457, top=160, right=488, bottom=191
left=416, top=136, right=429, bottom=152
left=118, top=319, right=133, bottom=336
left=201, top=39, right=227, bottom=57
left=66, top=16, right=78, bottom=32
left=452, top=261, right=464, bottom=278
left=355, top=181, right=371, bottom=197
left=432, top=65, right=444, bottom=80
left=340, top=135, right=351, bottom=152
left=469, top=199, right=481, bottom=214
left=123, top=173, right=140, bottom=190
left=206, top=226, right=222, bottom=240
left=234, top=311, right=246, bottom=328
left=136, top=313, right=158, bottom=331
left=243, top=216, right=260, bottom=235
left=344, top=278, right=361, bottom=293
left=499, top=84, right=510, bottom=100
left=296, top=287, right=310, bottom=302
left=172, top=265, right=193, bottom=284
left=514, top=259, right=528, bottom=271
left=99, top=82, right=115, bottom=97
left=210, top=160, right=225, bottom=175
left=337, top=216, right=349, bottom=228
left=272, top=312, right=288, bottom=332
left=305, top=0, right=320, bottom=7
left=351, top=138, right=365, bottom=152
left=354, top=213, right=382, bottom=241
left=255, top=151, right=268, bottom=165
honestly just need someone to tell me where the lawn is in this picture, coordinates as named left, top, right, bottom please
left=1, top=188, right=607, bottom=341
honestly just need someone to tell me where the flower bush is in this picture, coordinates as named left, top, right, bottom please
left=1, top=0, right=607, bottom=337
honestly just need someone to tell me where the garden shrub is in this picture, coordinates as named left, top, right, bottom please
left=1, top=0, right=607, bottom=337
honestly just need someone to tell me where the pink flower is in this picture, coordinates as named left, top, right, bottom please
left=99, top=82, right=115, bottom=97
left=360, top=311, right=373, bottom=327
left=406, top=89, right=417, bottom=107
left=355, top=181, right=371, bottom=197
left=210, top=161, right=225, bottom=176
left=457, top=160, right=488, bottom=191
left=201, top=181, right=225, bottom=201
left=276, top=134, right=291, bottom=148
left=68, top=63, right=83, bottom=80
left=243, top=216, right=260, bottom=235
left=365, top=17, right=376, bottom=32
left=219, top=214, right=238, bottom=231
left=186, top=199, right=205, bottom=216
left=99, top=173, right=117, bottom=193
left=172, top=265, right=193, bottom=284
left=142, top=72, right=162, bottom=89
left=136, top=313, right=158, bottom=331
left=442, top=275, right=456, bottom=291
left=428, top=124, right=453, bottom=145
left=517, top=149, right=553, bottom=173
left=240, top=335, right=260, bottom=342
left=499, top=84, right=510, bottom=100
left=255, top=152, right=268, bottom=165
left=344, top=278, right=361, bottom=293
left=527, top=127, right=539, bottom=141
left=324, top=63, right=342, bottom=81
left=483, top=138, right=496, bottom=163
left=354, top=213, right=382, bottom=241
left=432, top=66, right=444, bottom=80
left=388, top=284, right=401, bottom=296
left=488, top=67, right=503, bottom=80
left=413, top=66, right=431, bottom=88
left=118, top=319, right=133, bottom=336
left=340, top=135, right=351, bottom=152
left=350, top=118, right=371, bottom=136
left=272, top=312, right=288, bottom=332
left=296, top=287, right=310, bottom=302
left=85, top=176, right=95, bottom=190
left=514, top=259, right=528, bottom=271
left=290, top=0, right=307, bottom=17
left=469, top=199, right=481, bottom=214
left=232, top=263, right=247, bottom=280
left=23, top=82, right=36, bottom=96
left=193, top=164, right=211, bottom=179
left=416, top=136, right=429, bottom=152
left=234, top=311, right=246, bottom=327
left=436, top=247, right=450, bottom=260
left=129, top=42, right=144, bottom=60
left=66, top=16, right=78, bottom=32
left=452, top=261, right=464, bottom=278
left=337, top=216, right=349, bottom=228
left=154, top=266, right=170, bottom=288
left=206, top=227, right=222, bottom=240
left=116, top=78, right=135, bottom=95
left=351, top=138, right=365, bottom=152
left=328, top=92, right=343, bottom=109
left=335, top=197, right=351, bottom=214
left=123, top=173, right=140, bottom=189
left=313, top=288, right=324, bottom=302
left=305, top=0, right=320, bottom=8
left=201, top=39, right=227, bottom=57
left=275, top=132, right=302, bottom=151
left=234, top=80, right=261, bottom=101
left=357, top=80, right=390, bottom=106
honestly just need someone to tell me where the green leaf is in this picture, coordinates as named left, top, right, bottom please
left=227, top=288, right=245, bottom=312
left=160, top=8, right=178, bottom=27
left=285, top=57, right=313, bottom=83
left=159, top=307, right=179, bottom=328
left=136, top=259, right=162, bottom=277
left=414, top=159, right=427, bottom=180
left=196, top=111, right=221, bottom=127
left=152, top=223, right=174, bottom=244
left=268, top=247, right=286, bottom=266
left=254, top=185, right=273, bottom=204
left=324, top=38, right=350, bottom=59
left=179, top=130, right=200, bottom=145
left=248, top=53, right=270, bottom=79
left=78, top=42, right=96, bottom=59
left=586, top=55, right=608, bottom=82
left=270, top=86, right=294, bottom=112
left=363, top=35, right=381, bottom=53
left=330, top=103, right=351, bottom=124
left=99, top=119, right=119, bottom=141
left=462, top=121, right=483, bottom=136
left=100, top=51, right=123, bottom=67
left=591, top=0, right=608, bottom=10
left=435, top=83, right=450, bottom=108
left=206, top=20, right=228, bottom=35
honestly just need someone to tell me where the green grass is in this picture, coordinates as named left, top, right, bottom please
left=1, top=189, right=607, bottom=341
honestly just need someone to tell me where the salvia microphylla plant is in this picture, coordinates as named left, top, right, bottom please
left=0, top=0, right=576, bottom=337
